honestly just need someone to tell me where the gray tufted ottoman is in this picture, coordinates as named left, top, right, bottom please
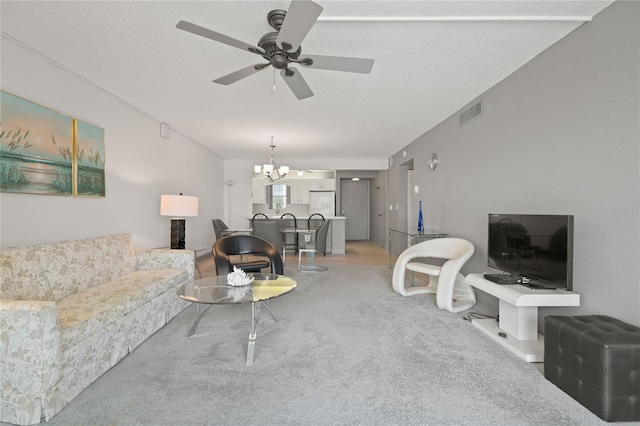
left=544, top=315, right=640, bottom=422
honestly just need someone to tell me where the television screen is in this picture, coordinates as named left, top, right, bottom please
left=487, top=214, right=574, bottom=290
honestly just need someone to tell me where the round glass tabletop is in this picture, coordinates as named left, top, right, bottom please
left=178, top=273, right=297, bottom=304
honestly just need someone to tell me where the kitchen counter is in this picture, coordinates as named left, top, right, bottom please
left=247, top=216, right=346, bottom=254
left=259, top=215, right=346, bottom=220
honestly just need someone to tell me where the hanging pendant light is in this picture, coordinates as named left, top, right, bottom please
left=254, top=136, right=289, bottom=182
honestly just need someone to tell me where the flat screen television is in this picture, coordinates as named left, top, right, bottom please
left=487, top=214, right=574, bottom=290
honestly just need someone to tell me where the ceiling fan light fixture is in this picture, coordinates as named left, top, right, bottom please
left=271, top=54, right=289, bottom=69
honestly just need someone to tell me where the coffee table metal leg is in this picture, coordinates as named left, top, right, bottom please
left=246, top=301, right=262, bottom=366
left=262, top=302, right=278, bottom=322
left=189, top=301, right=275, bottom=366
left=188, top=304, right=213, bottom=337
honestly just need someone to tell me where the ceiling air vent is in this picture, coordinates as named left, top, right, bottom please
left=459, top=99, right=483, bottom=127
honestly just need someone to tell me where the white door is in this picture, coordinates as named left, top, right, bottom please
left=341, top=180, right=369, bottom=240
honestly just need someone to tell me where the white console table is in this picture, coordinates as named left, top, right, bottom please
left=465, top=273, right=580, bottom=362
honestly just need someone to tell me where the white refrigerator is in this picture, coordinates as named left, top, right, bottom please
left=309, top=191, right=335, bottom=217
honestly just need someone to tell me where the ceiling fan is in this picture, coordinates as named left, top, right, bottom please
left=176, top=0, right=374, bottom=100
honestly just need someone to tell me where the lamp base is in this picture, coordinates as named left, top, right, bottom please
left=170, top=218, right=186, bottom=249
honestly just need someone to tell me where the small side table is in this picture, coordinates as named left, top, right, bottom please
left=164, top=246, right=207, bottom=278
left=187, top=246, right=207, bottom=278
left=387, top=227, right=448, bottom=268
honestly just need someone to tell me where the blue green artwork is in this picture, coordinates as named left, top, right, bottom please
left=76, top=120, right=105, bottom=197
left=1, top=90, right=74, bottom=195
left=0, top=90, right=105, bottom=197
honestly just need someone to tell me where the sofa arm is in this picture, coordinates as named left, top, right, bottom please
left=1, top=300, right=62, bottom=425
left=135, top=249, right=195, bottom=281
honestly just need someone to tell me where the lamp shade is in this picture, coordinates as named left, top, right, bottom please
left=160, top=194, right=199, bottom=217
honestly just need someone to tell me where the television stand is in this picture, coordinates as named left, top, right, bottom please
left=465, top=273, right=580, bottom=362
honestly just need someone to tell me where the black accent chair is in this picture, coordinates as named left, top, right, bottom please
left=212, top=234, right=284, bottom=324
left=213, top=234, right=283, bottom=275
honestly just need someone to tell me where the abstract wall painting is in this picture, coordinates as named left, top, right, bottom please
left=76, top=120, right=105, bottom=197
left=0, top=90, right=105, bottom=197
left=0, top=91, right=74, bottom=195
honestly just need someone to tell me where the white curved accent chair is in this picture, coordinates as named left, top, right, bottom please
left=392, top=237, right=476, bottom=313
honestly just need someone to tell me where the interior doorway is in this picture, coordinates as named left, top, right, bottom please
left=340, top=179, right=370, bottom=240
left=407, top=169, right=416, bottom=233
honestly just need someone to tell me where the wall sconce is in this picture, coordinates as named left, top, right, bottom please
left=160, top=193, right=199, bottom=249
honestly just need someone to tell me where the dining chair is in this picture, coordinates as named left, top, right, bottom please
left=212, top=219, right=233, bottom=240
left=251, top=213, right=269, bottom=227
left=298, top=220, right=331, bottom=272
left=252, top=220, right=287, bottom=264
left=314, top=219, right=330, bottom=256
left=280, top=213, right=298, bottom=255
left=392, top=238, right=476, bottom=313
left=307, top=213, right=325, bottom=230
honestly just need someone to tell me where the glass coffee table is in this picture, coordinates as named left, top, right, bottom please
left=177, top=274, right=297, bottom=366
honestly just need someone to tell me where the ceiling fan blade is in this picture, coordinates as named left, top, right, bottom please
left=301, top=55, right=375, bottom=74
left=214, top=64, right=270, bottom=85
left=280, top=66, right=314, bottom=100
left=176, top=20, right=264, bottom=55
left=276, top=0, right=323, bottom=52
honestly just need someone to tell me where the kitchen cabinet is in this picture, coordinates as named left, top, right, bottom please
left=308, top=179, right=335, bottom=191
left=253, top=178, right=335, bottom=205
left=290, top=182, right=309, bottom=204
left=252, top=179, right=266, bottom=204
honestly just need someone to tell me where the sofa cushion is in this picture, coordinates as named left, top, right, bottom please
left=57, top=268, right=187, bottom=351
left=0, top=234, right=138, bottom=302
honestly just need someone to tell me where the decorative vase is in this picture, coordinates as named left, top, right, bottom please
left=417, top=200, right=424, bottom=233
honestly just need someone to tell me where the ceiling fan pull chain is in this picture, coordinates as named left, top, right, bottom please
left=273, top=68, right=276, bottom=90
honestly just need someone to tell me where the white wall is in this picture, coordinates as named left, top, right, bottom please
left=1, top=38, right=225, bottom=251
left=388, top=1, right=639, bottom=326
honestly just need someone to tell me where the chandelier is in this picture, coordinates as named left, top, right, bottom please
left=254, top=137, right=289, bottom=182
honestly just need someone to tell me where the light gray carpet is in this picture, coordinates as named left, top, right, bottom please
left=46, top=265, right=606, bottom=425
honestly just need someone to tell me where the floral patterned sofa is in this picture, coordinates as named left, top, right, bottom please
left=0, top=234, right=193, bottom=425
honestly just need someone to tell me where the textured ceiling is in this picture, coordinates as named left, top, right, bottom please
left=1, top=1, right=614, bottom=162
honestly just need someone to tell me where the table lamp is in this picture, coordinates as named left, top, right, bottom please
left=160, top=193, right=199, bottom=249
